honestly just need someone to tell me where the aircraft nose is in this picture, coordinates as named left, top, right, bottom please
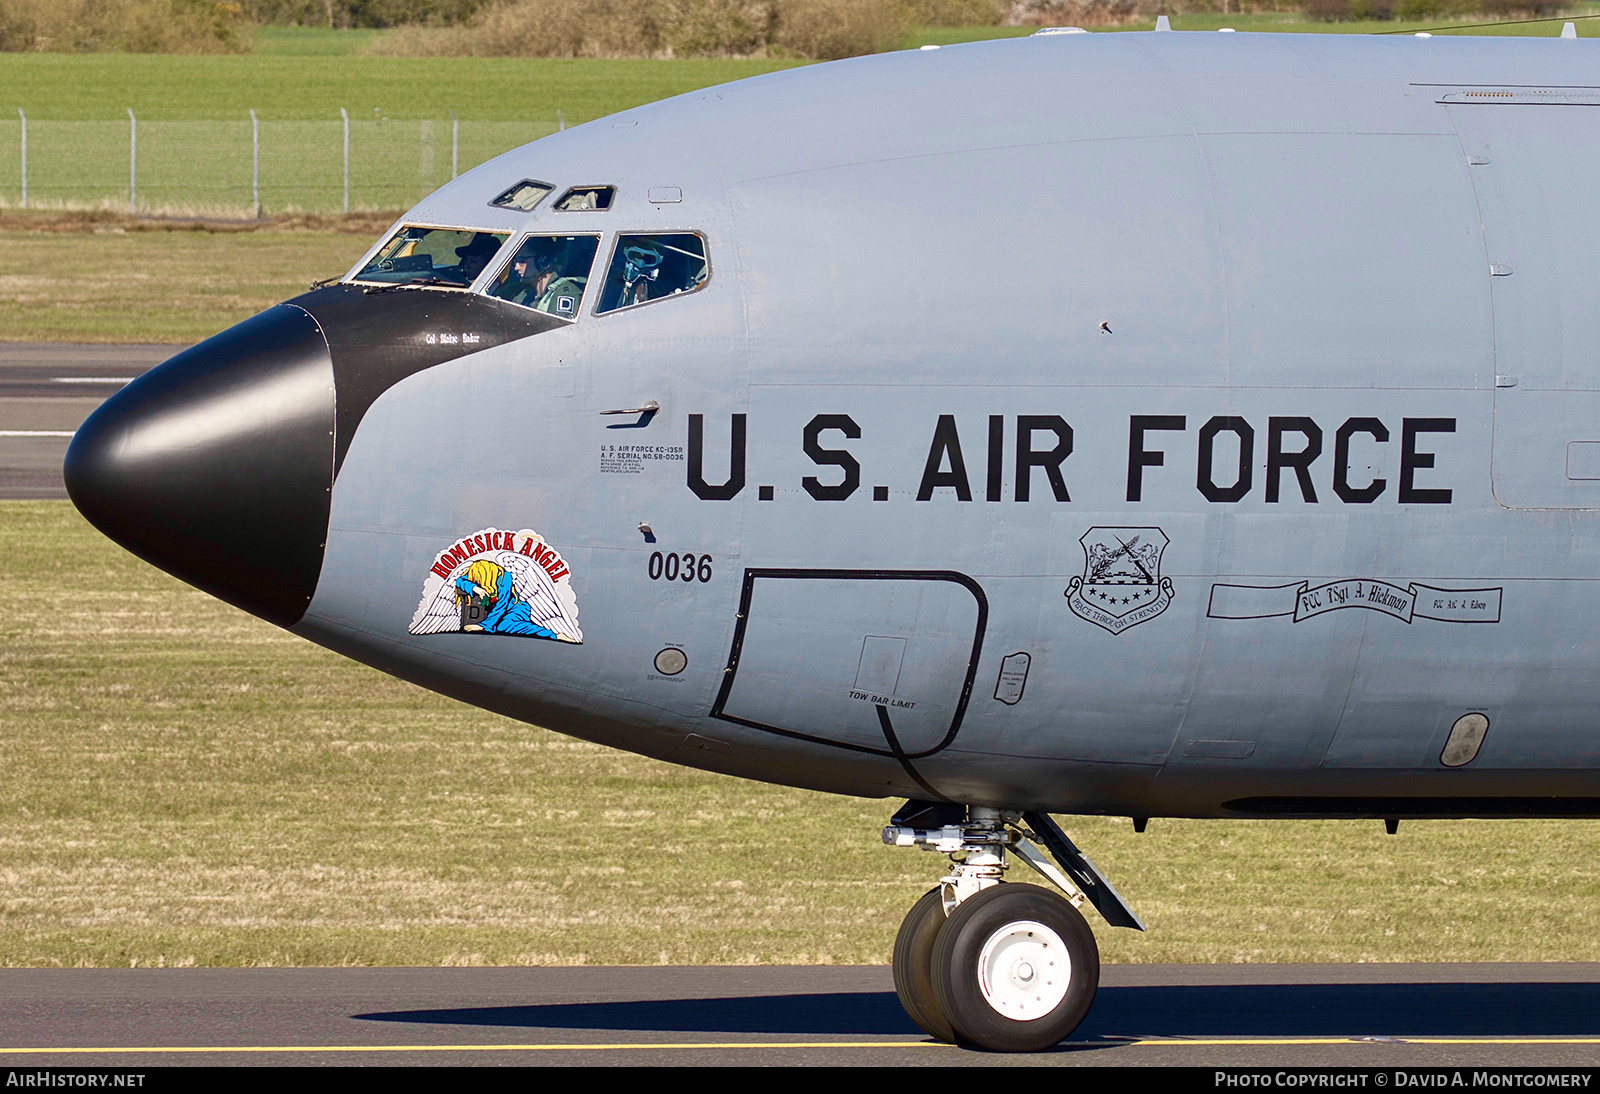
left=63, top=305, right=336, bottom=628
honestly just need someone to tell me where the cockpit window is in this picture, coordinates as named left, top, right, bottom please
left=352, top=226, right=510, bottom=289
left=595, top=233, right=709, bottom=315
left=490, top=180, right=554, bottom=212
left=485, top=234, right=601, bottom=320
left=555, top=186, right=615, bottom=212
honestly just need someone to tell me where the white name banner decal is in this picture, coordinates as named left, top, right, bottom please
left=1206, top=579, right=1501, bottom=625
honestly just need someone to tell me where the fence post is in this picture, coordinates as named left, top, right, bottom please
left=451, top=110, right=458, bottom=180
left=340, top=107, right=349, bottom=213
left=127, top=108, right=136, bottom=214
left=418, top=119, right=433, bottom=201
left=17, top=108, right=24, bottom=210
left=250, top=109, right=260, bottom=218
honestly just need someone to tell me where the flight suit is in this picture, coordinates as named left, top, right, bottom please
left=533, top=275, right=585, bottom=318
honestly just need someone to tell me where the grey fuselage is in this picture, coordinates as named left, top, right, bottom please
left=66, top=29, right=1600, bottom=820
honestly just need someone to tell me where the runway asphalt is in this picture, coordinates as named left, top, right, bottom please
left=4, top=963, right=1600, bottom=1067
left=0, top=343, right=177, bottom=500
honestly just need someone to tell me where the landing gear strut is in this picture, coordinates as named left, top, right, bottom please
left=882, top=802, right=1144, bottom=1052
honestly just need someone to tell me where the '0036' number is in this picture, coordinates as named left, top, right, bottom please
left=649, top=552, right=712, bottom=583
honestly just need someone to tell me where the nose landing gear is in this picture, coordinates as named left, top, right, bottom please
left=930, top=883, right=1099, bottom=1052
left=882, top=802, right=1144, bottom=1052
left=891, top=887, right=958, bottom=1043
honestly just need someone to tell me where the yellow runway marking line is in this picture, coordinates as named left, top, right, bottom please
left=14, top=1036, right=1598, bottom=1054
left=0, top=1041, right=949, bottom=1055
left=1127, top=1037, right=1600, bottom=1046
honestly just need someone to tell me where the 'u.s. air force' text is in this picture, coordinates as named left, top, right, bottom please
left=684, top=413, right=1456, bottom=504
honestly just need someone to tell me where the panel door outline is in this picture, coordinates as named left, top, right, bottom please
left=1445, top=95, right=1600, bottom=509
left=709, top=568, right=989, bottom=759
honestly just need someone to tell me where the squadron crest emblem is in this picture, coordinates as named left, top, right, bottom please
left=409, top=527, right=583, bottom=644
left=1065, top=527, right=1175, bottom=635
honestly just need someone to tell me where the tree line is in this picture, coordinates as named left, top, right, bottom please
left=0, top=0, right=1578, bottom=56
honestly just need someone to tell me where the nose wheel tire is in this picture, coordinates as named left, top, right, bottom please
left=892, top=887, right=958, bottom=1043
left=929, top=883, right=1099, bottom=1052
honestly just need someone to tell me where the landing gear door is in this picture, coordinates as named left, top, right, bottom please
left=710, top=570, right=987, bottom=758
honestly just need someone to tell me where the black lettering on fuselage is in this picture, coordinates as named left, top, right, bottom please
left=1334, top=417, right=1389, bottom=503
left=917, top=414, right=973, bottom=501
left=1399, top=417, right=1455, bottom=504
left=802, top=414, right=861, bottom=501
left=1126, top=414, right=1186, bottom=502
left=684, top=409, right=1455, bottom=506
left=1015, top=415, right=1073, bottom=502
left=687, top=413, right=746, bottom=501
left=1266, top=416, right=1322, bottom=503
left=987, top=415, right=1004, bottom=503
left=1197, top=416, right=1254, bottom=502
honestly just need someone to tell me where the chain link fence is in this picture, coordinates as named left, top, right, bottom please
left=0, top=115, right=564, bottom=217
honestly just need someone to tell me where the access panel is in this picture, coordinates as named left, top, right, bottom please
left=710, top=570, right=987, bottom=757
left=1448, top=95, right=1600, bottom=508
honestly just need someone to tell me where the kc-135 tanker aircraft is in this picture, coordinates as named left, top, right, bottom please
left=61, top=23, right=1600, bottom=1050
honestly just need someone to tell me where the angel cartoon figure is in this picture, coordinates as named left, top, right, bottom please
left=454, top=559, right=575, bottom=641
left=410, top=531, right=583, bottom=644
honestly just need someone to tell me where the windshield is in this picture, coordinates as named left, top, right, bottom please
left=555, top=186, right=614, bottom=211
left=596, top=233, right=709, bottom=314
left=353, top=226, right=511, bottom=288
left=486, top=235, right=601, bottom=319
left=490, top=180, right=553, bottom=212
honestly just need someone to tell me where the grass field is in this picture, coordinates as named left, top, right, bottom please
left=5, top=500, right=1600, bottom=967
left=0, top=216, right=386, bottom=342
left=251, top=25, right=390, bottom=55
left=10, top=16, right=1600, bottom=125
left=0, top=55, right=804, bottom=122
left=0, top=54, right=807, bottom=214
left=5, top=17, right=1600, bottom=215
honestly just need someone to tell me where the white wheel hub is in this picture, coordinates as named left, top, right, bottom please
left=976, top=919, right=1071, bottom=1021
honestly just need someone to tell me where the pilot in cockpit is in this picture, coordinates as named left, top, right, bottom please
left=491, top=236, right=592, bottom=318
left=610, top=242, right=664, bottom=309
left=450, top=233, right=502, bottom=285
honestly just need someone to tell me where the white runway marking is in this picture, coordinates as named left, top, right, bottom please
left=0, top=430, right=73, bottom=437
left=50, top=377, right=131, bottom=385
